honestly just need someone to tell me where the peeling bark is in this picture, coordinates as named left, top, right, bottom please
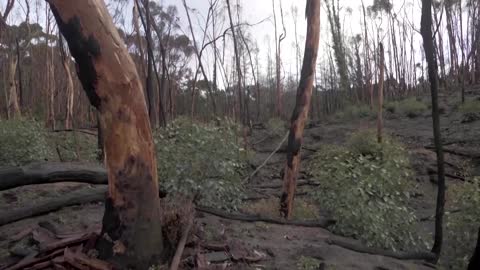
left=47, top=0, right=166, bottom=268
left=280, top=0, right=321, bottom=219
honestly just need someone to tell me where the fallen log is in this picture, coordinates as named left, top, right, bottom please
left=0, top=187, right=107, bottom=226
left=424, top=146, right=480, bottom=159
left=326, top=237, right=436, bottom=262
left=52, top=129, right=98, bottom=137
left=252, top=180, right=320, bottom=189
left=195, top=206, right=335, bottom=228
left=0, top=162, right=107, bottom=191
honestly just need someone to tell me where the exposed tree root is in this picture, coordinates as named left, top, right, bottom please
left=195, top=206, right=335, bottom=228
left=0, top=162, right=107, bottom=191
left=326, top=237, right=436, bottom=262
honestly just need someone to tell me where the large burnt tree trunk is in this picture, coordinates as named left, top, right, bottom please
left=47, top=0, right=166, bottom=268
left=421, top=0, right=446, bottom=261
left=280, top=0, right=321, bottom=219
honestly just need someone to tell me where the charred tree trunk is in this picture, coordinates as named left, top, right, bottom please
left=47, top=0, right=166, bottom=268
left=377, top=43, right=384, bottom=143
left=280, top=0, right=321, bottom=219
left=421, top=0, right=446, bottom=261
left=468, top=227, right=480, bottom=270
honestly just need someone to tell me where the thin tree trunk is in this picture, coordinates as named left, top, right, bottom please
left=377, top=42, right=384, bottom=143
left=142, top=0, right=158, bottom=128
left=7, top=55, right=20, bottom=119
left=421, top=0, right=446, bottom=261
left=48, top=1, right=166, bottom=267
left=183, top=0, right=217, bottom=118
left=280, top=0, right=321, bottom=219
left=45, top=8, right=55, bottom=130
left=15, top=38, right=23, bottom=108
left=60, top=37, right=75, bottom=130
left=226, top=0, right=244, bottom=123
left=132, top=1, right=146, bottom=84
left=445, top=3, right=458, bottom=77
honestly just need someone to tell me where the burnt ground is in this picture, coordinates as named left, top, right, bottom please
left=0, top=87, right=479, bottom=269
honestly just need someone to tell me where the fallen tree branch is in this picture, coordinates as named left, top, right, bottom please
left=425, top=146, right=480, bottom=158
left=244, top=132, right=288, bottom=182
left=169, top=218, right=194, bottom=270
left=195, top=206, right=335, bottom=228
left=0, top=187, right=107, bottom=226
left=0, top=162, right=107, bottom=191
left=326, top=237, right=436, bottom=262
left=252, top=180, right=320, bottom=189
left=52, top=129, right=98, bottom=136
left=429, top=170, right=466, bottom=181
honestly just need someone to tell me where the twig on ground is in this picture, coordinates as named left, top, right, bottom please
left=195, top=206, right=334, bottom=228
left=244, top=132, right=288, bottom=183
left=326, top=237, right=436, bottom=262
left=169, top=215, right=194, bottom=270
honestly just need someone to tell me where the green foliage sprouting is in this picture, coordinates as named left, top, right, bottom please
left=154, top=117, right=247, bottom=210
left=306, top=130, right=422, bottom=251
left=0, top=119, right=55, bottom=166
left=297, top=256, right=323, bottom=270
left=458, top=99, right=480, bottom=114
left=266, top=117, right=287, bottom=137
left=334, top=104, right=373, bottom=120
left=385, top=97, right=428, bottom=118
left=52, top=132, right=99, bottom=162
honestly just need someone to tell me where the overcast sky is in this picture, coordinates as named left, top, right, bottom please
left=155, top=0, right=424, bottom=85
left=2, top=0, right=426, bottom=86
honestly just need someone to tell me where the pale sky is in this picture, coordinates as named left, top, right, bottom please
left=2, top=0, right=427, bottom=87
left=156, top=0, right=425, bottom=86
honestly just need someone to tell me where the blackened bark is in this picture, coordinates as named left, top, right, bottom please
left=280, top=0, right=321, bottom=219
left=421, top=0, right=446, bottom=260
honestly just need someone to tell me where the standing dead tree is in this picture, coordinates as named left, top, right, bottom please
left=421, top=0, right=446, bottom=261
left=226, top=0, right=245, bottom=123
left=183, top=0, right=218, bottom=118
left=280, top=0, right=321, bottom=219
left=377, top=42, right=384, bottom=143
left=272, top=0, right=287, bottom=118
left=47, top=0, right=166, bottom=268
